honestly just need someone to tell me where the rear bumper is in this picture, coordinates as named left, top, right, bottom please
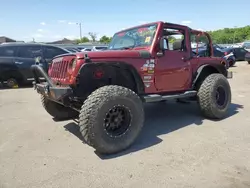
left=31, top=65, right=73, bottom=104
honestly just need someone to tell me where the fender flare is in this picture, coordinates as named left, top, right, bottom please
left=77, top=61, right=145, bottom=94
left=192, top=63, right=227, bottom=88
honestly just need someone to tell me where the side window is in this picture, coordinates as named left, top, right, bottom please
left=17, top=45, right=42, bottom=58
left=234, top=48, right=240, bottom=53
left=0, top=46, right=17, bottom=57
left=163, top=28, right=186, bottom=51
left=240, top=48, right=247, bottom=53
left=191, top=32, right=210, bottom=57
left=44, top=46, right=67, bottom=59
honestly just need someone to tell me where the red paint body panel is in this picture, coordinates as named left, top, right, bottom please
left=48, top=21, right=225, bottom=94
left=154, top=50, right=192, bottom=92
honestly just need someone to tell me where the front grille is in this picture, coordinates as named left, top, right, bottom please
left=49, top=59, right=69, bottom=81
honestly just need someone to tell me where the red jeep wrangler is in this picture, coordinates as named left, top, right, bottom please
left=32, top=21, right=233, bottom=154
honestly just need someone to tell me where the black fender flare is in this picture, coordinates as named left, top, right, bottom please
left=77, top=61, right=145, bottom=94
left=192, top=63, right=227, bottom=88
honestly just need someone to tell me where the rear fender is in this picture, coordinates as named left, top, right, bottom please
left=192, top=63, right=227, bottom=89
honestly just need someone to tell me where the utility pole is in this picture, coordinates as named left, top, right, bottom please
left=77, top=22, right=82, bottom=40
left=69, top=21, right=82, bottom=40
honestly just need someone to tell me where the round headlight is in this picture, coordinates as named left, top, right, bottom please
left=70, top=58, right=77, bottom=70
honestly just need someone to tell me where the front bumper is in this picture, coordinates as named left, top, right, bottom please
left=31, top=65, right=73, bottom=103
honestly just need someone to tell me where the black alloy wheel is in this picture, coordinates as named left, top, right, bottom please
left=104, top=105, right=132, bottom=137
left=215, top=86, right=227, bottom=108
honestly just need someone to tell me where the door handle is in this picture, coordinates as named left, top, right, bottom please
left=182, top=56, right=191, bottom=62
left=15, top=61, right=23, bottom=64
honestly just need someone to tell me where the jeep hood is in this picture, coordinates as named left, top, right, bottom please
left=75, top=49, right=151, bottom=59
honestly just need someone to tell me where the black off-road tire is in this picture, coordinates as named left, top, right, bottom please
left=6, top=78, right=19, bottom=88
left=41, top=95, right=79, bottom=120
left=248, top=61, right=250, bottom=64
left=229, top=60, right=236, bottom=67
left=79, top=85, right=144, bottom=154
left=197, top=73, right=231, bottom=119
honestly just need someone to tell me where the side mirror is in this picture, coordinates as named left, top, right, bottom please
left=159, top=37, right=165, bottom=51
left=157, top=38, right=166, bottom=57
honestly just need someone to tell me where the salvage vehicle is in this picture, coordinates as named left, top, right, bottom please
left=31, top=21, right=233, bottom=154
left=0, top=43, right=70, bottom=88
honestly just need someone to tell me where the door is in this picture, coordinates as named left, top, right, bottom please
left=15, top=45, right=43, bottom=81
left=154, top=26, right=192, bottom=92
left=235, top=48, right=248, bottom=60
left=0, top=45, right=18, bottom=82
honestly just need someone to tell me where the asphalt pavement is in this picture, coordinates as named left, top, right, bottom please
left=0, top=61, right=250, bottom=188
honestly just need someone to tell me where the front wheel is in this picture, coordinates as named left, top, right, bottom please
left=197, top=73, right=231, bottom=119
left=79, top=85, right=144, bottom=154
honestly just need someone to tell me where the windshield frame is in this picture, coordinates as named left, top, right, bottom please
left=108, top=23, right=158, bottom=50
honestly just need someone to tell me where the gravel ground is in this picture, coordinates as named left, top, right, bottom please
left=0, top=61, right=250, bottom=188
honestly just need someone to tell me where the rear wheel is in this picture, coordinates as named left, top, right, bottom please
left=197, top=73, right=231, bottom=119
left=41, top=95, right=79, bottom=120
left=79, top=85, right=144, bottom=154
left=229, top=59, right=236, bottom=67
left=6, top=78, right=19, bottom=88
left=248, top=61, right=250, bottom=64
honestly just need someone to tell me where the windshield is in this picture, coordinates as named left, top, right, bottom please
left=95, top=46, right=108, bottom=50
left=243, top=42, right=250, bottom=49
left=108, top=24, right=158, bottom=50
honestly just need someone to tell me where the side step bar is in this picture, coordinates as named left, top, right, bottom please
left=142, top=91, right=197, bottom=103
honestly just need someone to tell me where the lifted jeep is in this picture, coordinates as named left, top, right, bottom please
left=32, top=21, right=233, bottom=154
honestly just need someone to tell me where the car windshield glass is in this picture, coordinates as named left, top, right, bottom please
left=243, top=42, right=250, bottom=48
left=65, top=48, right=76, bottom=52
left=108, top=24, right=158, bottom=50
left=219, top=47, right=232, bottom=52
left=96, top=46, right=107, bottom=50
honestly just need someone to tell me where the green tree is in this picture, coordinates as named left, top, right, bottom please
left=168, top=36, right=176, bottom=43
left=207, top=25, right=250, bottom=44
left=99, top=35, right=112, bottom=43
left=76, top=36, right=90, bottom=44
left=88, top=32, right=97, bottom=42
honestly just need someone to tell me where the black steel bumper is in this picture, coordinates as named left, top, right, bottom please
left=31, top=65, right=73, bottom=102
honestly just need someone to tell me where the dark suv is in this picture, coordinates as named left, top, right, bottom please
left=0, top=43, right=70, bottom=88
